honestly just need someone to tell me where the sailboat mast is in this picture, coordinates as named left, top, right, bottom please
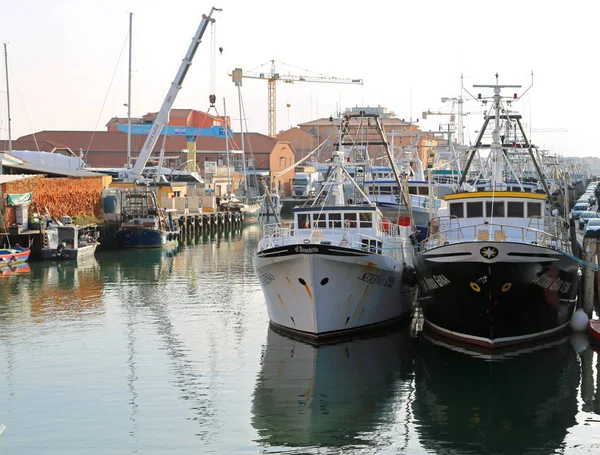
left=223, top=98, right=231, bottom=195
left=127, top=13, right=133, bottom=168
left=237, top=83, right=248, bottom=196
left=3, top=43, right=12, bottom=152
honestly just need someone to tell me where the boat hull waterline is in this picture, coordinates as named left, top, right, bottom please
left=117, top=229, right=179, bottom=249
left=416, top=241, right=581, bottom=347
left=253, top=243, right=416, bottom=339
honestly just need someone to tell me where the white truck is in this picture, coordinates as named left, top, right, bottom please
left=292, top=166, right=321, bottom=198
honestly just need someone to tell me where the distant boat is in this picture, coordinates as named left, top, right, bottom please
left=258, top=191, right=282, bottom=218
left=41, top=223, right=99, bottom=260
left=116, top=191, right=180, bottom=249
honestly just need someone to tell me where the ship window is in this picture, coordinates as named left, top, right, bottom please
left=409, top=187, right=418, bottom=195
left=486, top=201, right=505, bottom=217
left=418, top=187, right=429, bottom=195
left=450, top=202, right=464, bottom=218
left=329, top=213, right=342, bottom=228
left=466, top=201, right=483, bottom=218
left=507, top=201, right=524, bottom=217
left=528, top=202, right=542, bottom=217
left=298, top=213, right=310, bottom=229
left=359, top=212, right=373, bottom=228
left=314, top=214, right=327, bottom=228
left=344, top=213, right=357, bottom=227
left=380, top=186, right=392, bottom=195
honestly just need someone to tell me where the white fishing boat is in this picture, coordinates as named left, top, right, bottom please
left=41, top=218, right=99, bottom=260
left=253, top=140, right=418, bottom=339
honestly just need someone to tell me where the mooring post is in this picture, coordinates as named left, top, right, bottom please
left=582, top=237, right=596, bottom=317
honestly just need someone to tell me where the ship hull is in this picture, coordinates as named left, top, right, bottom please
left=416, top=241, right=581, bottom=347
left=117, top=229, right=179, bottom=249
left=253, top=243, right=416, bottom=340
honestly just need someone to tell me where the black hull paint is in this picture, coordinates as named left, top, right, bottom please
left=416, top=248, right=581, bottom=347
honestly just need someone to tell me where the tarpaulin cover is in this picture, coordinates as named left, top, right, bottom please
left=7, top=192, right=32, bottom=205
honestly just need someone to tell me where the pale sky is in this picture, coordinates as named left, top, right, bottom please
left=0, top=0, right=597, bottom=157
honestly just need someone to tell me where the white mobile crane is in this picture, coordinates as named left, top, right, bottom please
left=123, top=7, right=221, bottom=183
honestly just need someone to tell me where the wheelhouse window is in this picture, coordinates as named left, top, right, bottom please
left=528, top=202, right=542, bottom=217
left=379, top=186, right=393, bottom=195
left=314, top=214, right=327, bottom=228
left=486, top=201, right=505, bottom=217
left=418, top=186, right=429, bottom=195
left=359, top=212, right=373, bottom=228
left=298, top=213, right=310, bottom=229
left=507, top=201, right=524, bottom=218
left=450, top=202, right=464, bottom=218
left=329, top=213, right=342, bottom=228
left=466, top=201, right=483, bottom=218
left=344, top=213, right=357, bottom=227
left=408, top=187, right=418, bottom=195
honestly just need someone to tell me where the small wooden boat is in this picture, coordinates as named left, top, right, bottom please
left=0, top=244, right=31, bottom=265
left=589, top=319, right=600, bottom=343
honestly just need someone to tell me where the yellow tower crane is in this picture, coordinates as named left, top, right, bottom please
left=231, top=60, right=363, bottom=137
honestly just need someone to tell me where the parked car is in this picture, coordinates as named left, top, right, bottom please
left=584, top=192, right=597, bottom=205
left=579, top=211, right=598, bottom=230
left=585, top=218, right=600, bottom=237
left=572, top=203, right=590, bottom=219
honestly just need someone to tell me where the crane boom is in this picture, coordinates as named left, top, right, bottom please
left=129, top=7, right=221, bottom=181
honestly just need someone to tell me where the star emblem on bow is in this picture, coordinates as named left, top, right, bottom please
left=480, top=246, right=499, bottom=259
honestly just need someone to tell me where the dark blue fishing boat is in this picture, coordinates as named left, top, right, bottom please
left=116, top=191, right=180, bottom=249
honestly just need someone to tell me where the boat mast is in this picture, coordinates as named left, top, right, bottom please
left=235, top=73, right=248, bottom=196
left=223, top=98, right=231, bottom=195
left=3, top=43, right=12, bottom=152
left=127, top=13, right=133, bottom=168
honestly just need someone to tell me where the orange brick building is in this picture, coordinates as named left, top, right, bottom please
left=0, top=174, right=104, bottom=231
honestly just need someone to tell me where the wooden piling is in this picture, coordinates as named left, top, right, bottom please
left=582, top=237, right=596, bottom=317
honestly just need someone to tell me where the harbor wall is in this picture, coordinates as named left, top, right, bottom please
left=2, top=176, right=104, bottom=228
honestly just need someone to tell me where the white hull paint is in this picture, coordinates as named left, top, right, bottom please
left=41, top=243, right=98, bottom=261
left=253, top=247, right=415, bottom=337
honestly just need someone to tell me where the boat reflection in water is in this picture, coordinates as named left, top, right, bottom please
left=413, top=329, right=579, bottom=455
left=251, top=325, right=414, bottom=451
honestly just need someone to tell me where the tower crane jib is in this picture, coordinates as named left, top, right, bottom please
left=230, top=61, right=363, bottom=137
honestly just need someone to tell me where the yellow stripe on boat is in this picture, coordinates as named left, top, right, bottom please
left=445, top=191, right=547, bottom=201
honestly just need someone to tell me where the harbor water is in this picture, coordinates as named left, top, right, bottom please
left=1, top=224, right=600, bottom=454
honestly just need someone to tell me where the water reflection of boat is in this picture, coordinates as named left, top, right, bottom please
left=0, top=262, right=31, bottom=277
left=413, top=330, right=579, bottom=455
left=251, top=326, right=413, bottom=449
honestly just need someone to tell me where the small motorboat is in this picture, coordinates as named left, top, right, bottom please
left=0, top=244, right=31, bottom=266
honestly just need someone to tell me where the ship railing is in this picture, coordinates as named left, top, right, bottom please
left=421, top=221, right=570, bottom=252
left=257, top=221, right=414, bottom=261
